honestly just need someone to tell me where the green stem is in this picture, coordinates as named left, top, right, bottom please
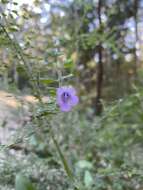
left=50, top=129, right=81, bottom=190
left=50, top=129, right=74, bottom=180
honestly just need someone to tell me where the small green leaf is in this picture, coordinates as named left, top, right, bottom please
left=39, top=78, right=58, bottom=85
left=12, top=10, right=18, bottom=15
left=8, top=26, right=19, bottom=32
left=13, top=2, right=18, bottom=5
left=76, top=160, right=93, bottom=169
left=1, top=0, right=9, bottom=4
left=84, top=170, right=93, bottom=187
left=49, top=89, right=56, bottom=96
left=15, top=174, right=36, bottom=190
left=64, top=59, right=74, bottom=69
left=61, top=74, right=73, bottom=80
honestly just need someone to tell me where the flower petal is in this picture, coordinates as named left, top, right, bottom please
left=70, top=95, right=79, bottom=106
left=57, top=87, right=65, bottom=105
left=57, top=87, right=65, bottom=96
left=67, top=87, right=76, bottom=95
left=57, top=95, right=63, bottom=106
left=60, top=103, right=72, bottom=112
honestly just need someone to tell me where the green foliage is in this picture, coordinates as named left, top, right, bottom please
left=15, top=174, right=36, bottom=190
left=0, top=87, right=143, bottom=189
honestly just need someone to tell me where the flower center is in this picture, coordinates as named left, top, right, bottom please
left=62, top=92, right=70, bottom=103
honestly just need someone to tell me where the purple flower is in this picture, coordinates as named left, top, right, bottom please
left=56, top=86, right=79, bottom=112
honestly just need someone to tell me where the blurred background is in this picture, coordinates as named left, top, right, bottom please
left=1, top=0, right=143, bottom=190
left=1, top=0, right=143, bottom=104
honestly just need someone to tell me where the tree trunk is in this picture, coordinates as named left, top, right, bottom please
left=94, top=0, right=103, bottom=115
left=134, top=0, right=139, bottom=78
